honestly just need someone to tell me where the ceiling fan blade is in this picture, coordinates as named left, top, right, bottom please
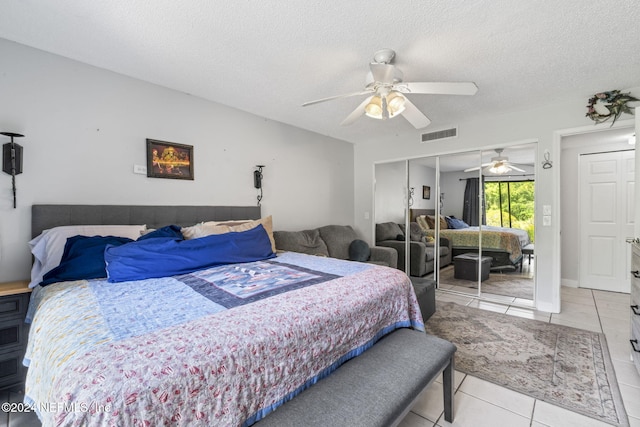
left=370, top=63, right=395, bottom=84
left=400, top=82, right=478, bottom=96
left=340, top=96, right=374, bottom=126
left=302, top=89, right=373, bottom=107
left=464, top=162, right=493, bottom=173
left=400, top=97, right=431, bottom=129
left=509, top=164, right=527, bottom=172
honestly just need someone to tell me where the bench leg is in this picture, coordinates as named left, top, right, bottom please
left=443, top=356, right=455, bottom=422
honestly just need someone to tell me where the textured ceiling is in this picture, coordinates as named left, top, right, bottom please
left=1, top=0, right=639, bottom=144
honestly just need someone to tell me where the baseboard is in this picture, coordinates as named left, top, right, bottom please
left=561, top=278, right=579, bottom=288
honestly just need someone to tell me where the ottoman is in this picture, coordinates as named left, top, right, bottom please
left=411, top=277, right=436, bottom=321
left=453, top=253, right=492, bottom=281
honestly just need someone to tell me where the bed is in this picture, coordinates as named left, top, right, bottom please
left=24, top=205, right=424, bottom=427
left=409, top=208, right=530, bottom=269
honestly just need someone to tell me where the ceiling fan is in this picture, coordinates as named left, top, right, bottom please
left=463, top=149, right=529, bottom=174
left=302, top=49, right=478, bottom=129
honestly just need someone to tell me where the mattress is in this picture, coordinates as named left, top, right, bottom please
left=426, top=226, right=528, bottom=265
left=24, top=251, right=423, bottom=426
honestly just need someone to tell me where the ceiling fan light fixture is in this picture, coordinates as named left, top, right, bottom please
left=364, top=96, right=383, bottom=118
left=489, top=162, right=511, bottom=174
left=365, top=92, right=406, bottom=120
left=386, top=91, right=406, bottom=116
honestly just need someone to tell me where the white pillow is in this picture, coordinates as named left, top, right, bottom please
left=28, top=224, right=146, bottom=288
left=181, top=216, right=276, bottom=252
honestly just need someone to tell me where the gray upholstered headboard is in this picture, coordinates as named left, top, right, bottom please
left=31, top=205, right=261, bottom=238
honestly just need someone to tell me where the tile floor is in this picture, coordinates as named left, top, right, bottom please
left=2, top=286, right=638, bottom=427
left=398, top=286, right=640, bottom=427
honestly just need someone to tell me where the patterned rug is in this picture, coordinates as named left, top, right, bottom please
left=439, top=265, right=534, bottom=300
left=425, top=302, right=629, bottom=427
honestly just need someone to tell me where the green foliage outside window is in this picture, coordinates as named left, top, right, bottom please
left=484, top=181, right=535, bottom=242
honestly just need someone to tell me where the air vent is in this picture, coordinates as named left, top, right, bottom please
left=421, top=127, right=458, bottom=143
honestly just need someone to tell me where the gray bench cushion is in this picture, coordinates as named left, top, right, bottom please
left=256, top=328, right=456, bottom=427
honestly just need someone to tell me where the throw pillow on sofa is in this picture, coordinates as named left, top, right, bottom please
left=376, top=222, right=404, bottom=242
left=348, top=239, right=371, bottom=262
left=272, top=229, right=329, bottom=256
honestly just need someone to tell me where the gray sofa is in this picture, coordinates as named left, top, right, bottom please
left=376, top=222, right=452, bottom=277
left=273, top=225, right=398, bottom=268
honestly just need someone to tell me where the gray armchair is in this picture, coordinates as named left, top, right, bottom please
left=375, top=222, right=451, bottom=277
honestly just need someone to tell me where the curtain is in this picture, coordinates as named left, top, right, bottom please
left=462, top=178, right=485, bottom=226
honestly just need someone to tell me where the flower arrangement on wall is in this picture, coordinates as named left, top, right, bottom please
left=586, top=90, right=639, bottom=125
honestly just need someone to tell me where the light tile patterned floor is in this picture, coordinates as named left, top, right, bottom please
left=399, top=286, right=640, bottom=427
left=2, top=286, right=639, bottom=427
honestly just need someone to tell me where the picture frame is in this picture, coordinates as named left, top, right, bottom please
left=146, top=139, right=194, bottom=180
left=422, top=185, right=431, bottom=200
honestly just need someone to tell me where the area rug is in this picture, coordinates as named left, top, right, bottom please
left=439, top=265, right=534, bottom=300
left=425, top=301, right=629, bottom=427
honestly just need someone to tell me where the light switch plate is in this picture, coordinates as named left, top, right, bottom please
left=543, top=215, right=551, bottom=226
left=133, top=164, right=147, bottom=175
left=543, top=205, right=551, bottom=215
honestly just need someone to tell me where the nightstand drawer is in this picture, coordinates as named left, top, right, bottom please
left=0, top=348, right=26, bottom=390
left=0, top=293, right=28, bottom=320
left=0, top=318, right=26, bottom=353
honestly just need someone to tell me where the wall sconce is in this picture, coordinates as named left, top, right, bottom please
left=254, top=165, right=265, bottom=206
left=542, top=150, right=553, bottom=169
left=1, top=132, right=24, bottom=209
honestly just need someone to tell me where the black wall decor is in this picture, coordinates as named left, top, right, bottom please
left=1, top=132, right=24, bottom=209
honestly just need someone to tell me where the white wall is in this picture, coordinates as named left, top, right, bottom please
left=408, top=163, right=436, bottom=212
left=0, top=39, right=354, bottom=282
left=354, top=87, right=640, bottom=313
left=374, top=161, right=406, bottom=224
left=439, top=171, right=471, bottom=218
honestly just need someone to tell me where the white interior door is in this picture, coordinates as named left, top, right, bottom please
left=579, top=150, right=635, bottom=292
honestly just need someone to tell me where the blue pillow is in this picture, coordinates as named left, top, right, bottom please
left=446, top=217, right=469, bottom=229
left=40, top=235, right=134, bottom=286
left=137, top=225, right=183, bottom=241
left=105, top=224, right=275, bottom=282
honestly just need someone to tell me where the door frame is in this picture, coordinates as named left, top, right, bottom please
left=553, top=119, right=636, bottom=305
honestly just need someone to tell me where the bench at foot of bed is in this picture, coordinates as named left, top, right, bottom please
left=255, top=328, right=456, bottom=427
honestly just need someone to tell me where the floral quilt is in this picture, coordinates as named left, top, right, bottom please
left=425, top=227, right=526, bottom=264
left=24, top=252, right=423, bottom=426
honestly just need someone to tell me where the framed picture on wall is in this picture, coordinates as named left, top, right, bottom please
left=422, top=185, right=431, bottom=199
left=146, top=139, right=194, bottom=180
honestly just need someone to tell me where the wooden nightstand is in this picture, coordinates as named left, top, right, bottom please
left=0, top=281, right=31, bottom=390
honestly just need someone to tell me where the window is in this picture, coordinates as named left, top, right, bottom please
left=484, top=180, right=535, bottom=242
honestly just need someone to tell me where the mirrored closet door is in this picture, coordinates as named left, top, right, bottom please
left=374, top=160, right=411, bottom=274
left=376, top=142, right=537, bottom=306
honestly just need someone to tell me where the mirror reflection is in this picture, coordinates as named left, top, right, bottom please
left=375, top=142, right=536, bottom=306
